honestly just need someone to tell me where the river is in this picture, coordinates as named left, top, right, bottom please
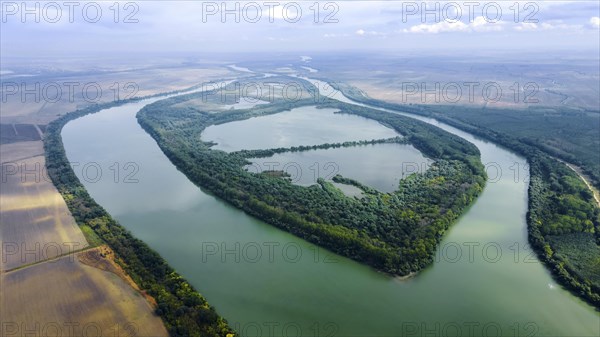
left=62, top=76, right=599, bottom=336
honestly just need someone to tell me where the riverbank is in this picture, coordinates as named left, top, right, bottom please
left=44, top=92, right=233, bottom=336
left=333, top=82, right=600, bottom=310
left=137, top=83, right=486, bottom=277
left=59, top=72, right=599, bottom=336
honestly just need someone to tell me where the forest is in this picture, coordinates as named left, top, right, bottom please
left=338, top=83, right=600, bottom=190
left=338, top=84, right=600, bottom=308
left=137, top=80, right=486, bottom=276
left=44, top=95, right=233, bottom=337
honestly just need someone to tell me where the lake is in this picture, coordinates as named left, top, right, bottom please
left=201, top=105, right=400, bottom=152
left=247, top=143, right=431, bottom=193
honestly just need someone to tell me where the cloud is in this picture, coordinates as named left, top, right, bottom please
left=323, top=33, right=349, bottom=38
left=354, top=28, right=387, bottom=37
left=2, top=1, right=598, bottom=56
left=404, top=16, right=592, bottom=34
left=514, top=22, right=539, bottom=31
left=404, top=16, right=503, bottom=34
left=514, top=21, right=584, bottom=32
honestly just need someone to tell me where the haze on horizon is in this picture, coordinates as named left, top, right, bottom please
left=1, top=0, right=599, bottom=61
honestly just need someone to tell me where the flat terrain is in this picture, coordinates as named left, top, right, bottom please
left=1, top=150, right=88, bottom=271
left=0, top=252, right=167, bottom=337
left=1, top=64, right=234, bottom=336
left=0, top=65, right=233, bottom=125
left=0, top=142, right=168, bottom=337
left=0, top=140, right=44, bottom=163
left=0, top=124, right=44, bottom=144
left=282, top=56, right=600, bottom=189
left=310, top=55, right=600, bottom=110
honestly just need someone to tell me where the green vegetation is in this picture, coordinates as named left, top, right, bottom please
left=546, top=233, right=600, bottom=290
left=338, top=84, right=600, bottom=308
left=437, top=106, right=599, bottom=190
left=528, top=153, right=600, bottom=307
left=233, top=136, right=406, bottom=158
left=339, top=83, right=600, bottom=189
left=44, top=97, right=233, bottom=337
left=137, top=82, right=486, bottom=276
left=79, top=224, right=104, bottom=247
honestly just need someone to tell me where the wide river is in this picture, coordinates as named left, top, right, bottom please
left=62, top=77, right=599, bottom=336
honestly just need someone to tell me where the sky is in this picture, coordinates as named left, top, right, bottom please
left=1, top=1, right=599, bottom=59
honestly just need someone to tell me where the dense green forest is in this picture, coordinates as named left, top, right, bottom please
left=233, top=136, right=406, bottom=158
left=443, top=106, right=599, bottom=190
left=137, top=79, right=486, bottom=276
left=339, top=83, right=600, bottom=190
left=338, top=84, right=600, bottom=308
left=44, top=95, right=233, bottom=337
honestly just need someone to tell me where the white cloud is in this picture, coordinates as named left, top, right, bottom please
left=405, top=16, right=590, bottom=34
left=514, top=22, right=539, bottom=31
left=404, top=16, right=503, bottom=34
left=323, top=33, right=349, bottom=38
left=354, top=28, right=388, bottom=37
left=514, top=21, right=583, bottom=32
left=470, top=16, right=504, bottom=32
left=3, top=1, right=598, bottom=56
left=404, top=21, right=467, bottom=34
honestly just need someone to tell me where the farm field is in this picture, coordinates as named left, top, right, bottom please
left=0, top=252, right=167, bottom=336
left=0, top=63, right=232, bottom=125
left=0, top=143, right=170, bottom=336
left=0, top=140, right=44, bottom=163
left=1, top=65, right=234, bottom=336
left=0, top=153, right=88, bottom=271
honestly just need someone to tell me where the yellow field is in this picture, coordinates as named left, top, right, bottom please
left=1, top=66, right=235, bottom=335
left=0, top=141, right=44, bottom=163
left=0, top=253, right=167, bottom=337
left=1, top=152, right=89, bottom=271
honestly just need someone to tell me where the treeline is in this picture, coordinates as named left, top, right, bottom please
left=527, top=152, right=600, bottom=307
left=332, top=175, right=378, bottom=195
left=336, top=84, right=600, bottom=190
left=338, top=84, right=600, bottom=309
left=138, top=90, right=486, bottom=276
left=232, top=136, right=406, bottom=158
left=323, top=101, right=485, bottom=175
left=44, top=97, right=233, bottom=336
